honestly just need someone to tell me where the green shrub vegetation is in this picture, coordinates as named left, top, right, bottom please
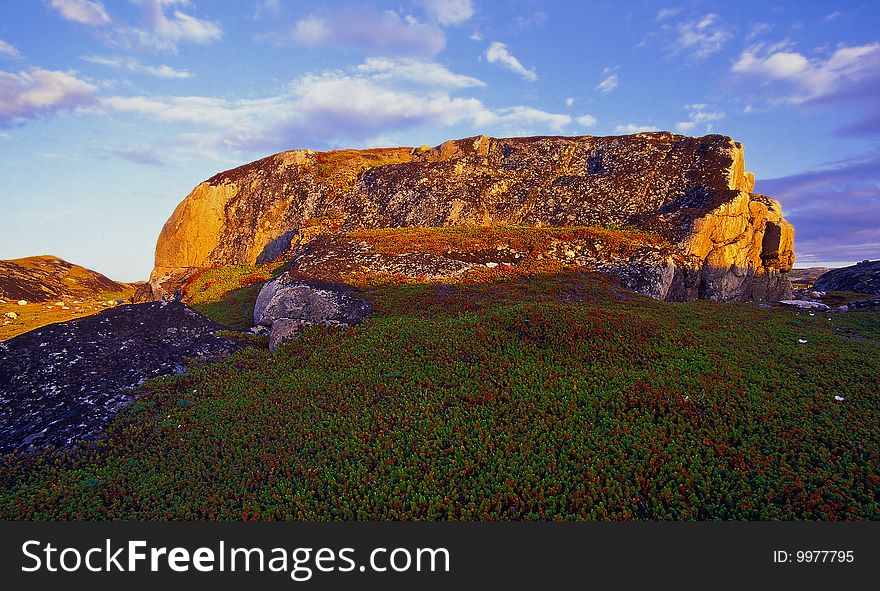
left=1, top=270, right=878, bottom=520
left=182, top=263, right=284, bottom=330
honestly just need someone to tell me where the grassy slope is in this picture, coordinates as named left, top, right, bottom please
left=1, top=270, right=878, bottom=520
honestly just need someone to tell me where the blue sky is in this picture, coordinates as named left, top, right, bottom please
left=1, top=0, right=879, bottom=280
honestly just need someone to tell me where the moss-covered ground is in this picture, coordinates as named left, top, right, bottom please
left=2, top=269, right=878, bottom=520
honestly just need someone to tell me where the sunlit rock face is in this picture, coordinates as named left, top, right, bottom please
left=149, top=132, right=794, bottom=302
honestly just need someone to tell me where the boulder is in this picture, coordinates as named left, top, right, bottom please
left=254, top=275, right=371, bottom=351
left=779, top=299, right=831, bottom=311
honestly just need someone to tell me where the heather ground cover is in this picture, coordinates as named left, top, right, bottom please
left=1, top=270, right=878, bottom=520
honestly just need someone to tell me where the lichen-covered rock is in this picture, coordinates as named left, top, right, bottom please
left=254, top=276, right=371, bottom=351
left=813, top=260, right=880, bottom=295
left=0, top=301, right=245, bottom=453
left=150, top=133, right=795, bottom=302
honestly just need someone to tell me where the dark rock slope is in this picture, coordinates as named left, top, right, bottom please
left=813, top=260, right=880, bottom=295
left=149, top=133, right=795, bottom=302
left=0, top=301, right=245, bottom=453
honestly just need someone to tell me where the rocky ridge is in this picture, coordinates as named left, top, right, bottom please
left=0, top=255, right=134, bottom=303
left=813, top=260, right=880, bottom=295
left=149, top=133, right=794, bottom=303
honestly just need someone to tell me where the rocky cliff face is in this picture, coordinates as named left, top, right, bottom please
left=150, top=133, right=794, bottom=302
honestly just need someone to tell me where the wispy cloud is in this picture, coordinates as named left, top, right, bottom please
left=516, top=12, right=547, bottom=28
left=670, top=13, right=732, bottom=60
left=732, top=41, right=880, bottom=104
left=47, top=0, right=111, bottom=27
left=251, top=0, right=281, bottom=21
left=576, top=114, right=597, bottom=127
left=675, top=108, right=724, bottom=133
left=0, top=39, right=22, bottom=60
left=0, top=67, right=97, bottom=126
left=656, top=7, right=683, bottom=21
left=419, top=0, right=474, bottom=26
left=82, top=55, right=192, bottom=79
left=49, top=0, right=222, bottom=53
left=615, top=123, right=659, bottom=133
left=354, top=57, right=484, bottom=88
left=264, top=8, right=445, bottom=57
left=103, top=143, right=167, bottom=166
left=595, top=67, right=619, bottom=93
left=98, top=59, right=571, bottom=153
left=485, top=42, right=537, bottom=81
left=118, top=0, right=222, bottom=53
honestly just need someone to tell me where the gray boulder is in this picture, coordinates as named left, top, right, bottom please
left=254, top=275, right=371, bottom=351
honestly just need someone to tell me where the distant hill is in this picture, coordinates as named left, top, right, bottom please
left=0, top=255, right=133, bottom=303
left=0, top=256, right=140, bottom=342
left=814, top=260, right=880, bottom=295
left=787, top=267, right=832, bottom=289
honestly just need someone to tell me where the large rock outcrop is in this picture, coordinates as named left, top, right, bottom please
left=149, top=133, right=794, bottom=302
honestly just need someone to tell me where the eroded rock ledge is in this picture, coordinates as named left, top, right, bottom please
left=150, top=133, right=794, bottom=302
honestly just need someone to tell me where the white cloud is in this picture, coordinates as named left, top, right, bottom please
left=516, top=12, right=547, bottom=28
left=0, top=67, right=97, bottom=125
left=99, top=59, right=571, bottom=152
left=419, top=0, right=474, bottom=26
left=354, top=58, right=484, bottom=88
left=486, top=42, right=537, bottom=81
left=656, top=7, right=683, bottom=21
left=468, top=31, right=483, bottom=42
left=576, top=114, right=597, bottom=127
left=672, top=13, right=731, bottom=60
left=731, top=41, right=880, bottom=103
left=746, top=22, right=771, bottom=42
left=565, top=97, right=574, bottom=107
left=83, top=55, right=192, bottom=79
left=595, top=68, right=619, bottom=93
left=495, top=106, right=570, bottom=131
left=252, top=0, right=281, bottom=20
left=615, top=123, right=659, bottom=133
left=0, top=39, right=21, bottom=60
left=48, top=0, right=111, bottom=27
left=118, top=0, right=222, bottom=52
left=270, top=9, right=445, bottom=57
left=675, top=109, right=724, bottom=133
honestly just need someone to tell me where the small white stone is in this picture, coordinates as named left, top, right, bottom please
left=485, top=262, right=498, bottom=269
left=834, top=396, right=845, bottom=402
left=798, top=339, right=808, bottom=344
left=17, top=300, right=27, bottom=306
